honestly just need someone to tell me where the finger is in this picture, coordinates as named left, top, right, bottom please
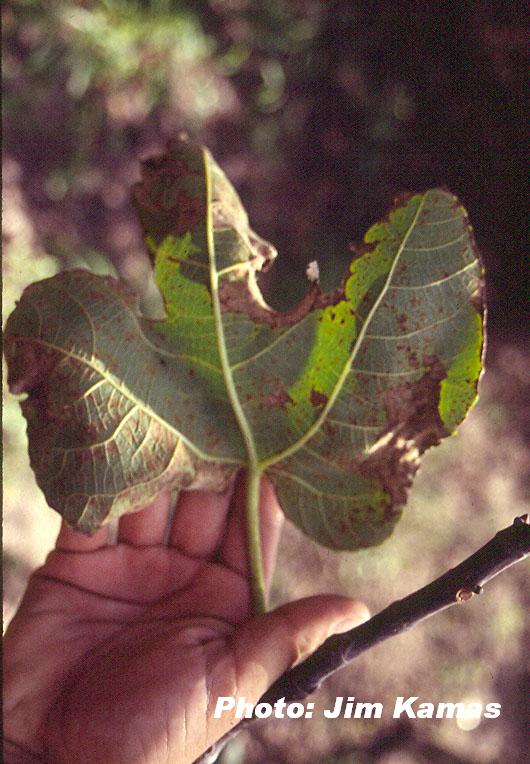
left=231, top=595, right=370, bottom=699
left=55, top=521, right=110, bottom=551
left=169, top=482, right=235, bottom=557
left=117, top=491, right=172, bottom=546
left=256, top=475, right=284, bottom=588
left=220, top=472, right=284, bottom=590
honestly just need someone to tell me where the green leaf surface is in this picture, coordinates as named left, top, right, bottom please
left=5, top=141, right=484, bottom=548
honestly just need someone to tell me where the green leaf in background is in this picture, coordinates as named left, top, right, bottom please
left=4, top=141, right=483, bottom=564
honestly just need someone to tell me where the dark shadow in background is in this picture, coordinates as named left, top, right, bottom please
left=4, top=1, right=527, bottom=352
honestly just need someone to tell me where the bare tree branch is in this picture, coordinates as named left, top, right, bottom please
left=196, top=515, right=530, bottom=764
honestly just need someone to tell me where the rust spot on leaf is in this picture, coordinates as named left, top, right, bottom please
left=471, top=281, right=485, bottom=314
left=393, top=191, right=414, bottom=209
left=348, top=239, right=377, bottom=260
left=261, top=382, right=293, bottom=409
left=310, top=388, right=328, bottom=408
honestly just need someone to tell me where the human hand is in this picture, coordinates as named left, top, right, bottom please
left=3, top=473, right=369, bottom=764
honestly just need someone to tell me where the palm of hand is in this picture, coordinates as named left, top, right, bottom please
left=4, top=477, right=367, bottom=764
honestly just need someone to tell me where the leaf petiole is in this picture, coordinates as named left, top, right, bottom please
left=246, top=465, right=268, bottom=614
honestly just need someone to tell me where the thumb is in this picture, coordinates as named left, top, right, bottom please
left=231, top=595, right=369, bottom=702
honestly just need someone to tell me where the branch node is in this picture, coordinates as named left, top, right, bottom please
left=455, top=588, right=476, bottom=602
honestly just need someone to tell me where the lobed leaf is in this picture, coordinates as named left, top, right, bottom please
left=5, top=141, right=484, bottom=545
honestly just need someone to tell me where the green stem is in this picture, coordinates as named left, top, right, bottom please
left=246, top=465, right=268, bottom=614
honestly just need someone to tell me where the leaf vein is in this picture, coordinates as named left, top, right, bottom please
left=405, top=232, right=467, bottom=252
left=365, top=302, right=469, bottom=341
left=390, top=260, right=476, bottom=290
left=55, top=404, right=139, bottom=453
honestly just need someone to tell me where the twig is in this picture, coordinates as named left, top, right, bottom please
left=195, top=515, right=530, bottom=764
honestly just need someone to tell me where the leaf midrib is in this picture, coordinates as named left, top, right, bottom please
left=205, top=150, right=260, bottom=468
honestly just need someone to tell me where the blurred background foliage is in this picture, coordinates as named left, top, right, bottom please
left=3, top=2, right=528, bottom=763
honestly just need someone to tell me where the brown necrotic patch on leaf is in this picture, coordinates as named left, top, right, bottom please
left=407, top=350, right=420, bottom=369
left=392, top=191, right=415, bottom=209
left=310, top=388, right=328, bottom=408
left=454, top=201, right=485, bottom=313
left=5, top=339, right=60, bottom=396
left=218, top=277, right=279, bottom=325
left=132, top=149, right=206, bottom=249
left=219, top=278, right=327, bottom=328
left=185, top=460, right=234, bottom=493
left=347, top=238, right=377, bottom=260
left=247, top=233, right=278, bottom=272
left=360, top=436, right=419, bottom=510
left=359, top=360, right=448, bottom=509
left=384, top=358, right=447, bottom=448
left=471, top=281, right=486, bottom=316
left=134, top=182, right=205, bottom=245
left=260, top=381, right=293, bottom=409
